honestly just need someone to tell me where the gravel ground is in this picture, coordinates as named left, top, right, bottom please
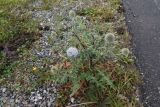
left=0, top=1, right=67, bottom=106
left=0, top=0, right=110, bottom=106
left=0, top=83, right=57, bottom=107
left=1, top=1, right=78, bottom=107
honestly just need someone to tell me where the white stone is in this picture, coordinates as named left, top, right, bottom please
left=2, top=88, right=6, bottom=93
left=71, top=97, right=75, bottom=103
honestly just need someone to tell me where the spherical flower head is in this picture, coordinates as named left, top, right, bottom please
left=66, top=47, right=79, bottom=57
left=69, top=10, right=76, bottom=18
left=105, top=33, right=115, bottom=44
left=121, top=48, right=130, bottom=56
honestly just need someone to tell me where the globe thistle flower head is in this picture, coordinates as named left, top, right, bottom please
left=69, top=10, right=76, bottom=18
left=121, top=48, right=130, bottom=56
left=66, top=47, right=79, bottom=57
left=105, top=33, right=115, bottom=44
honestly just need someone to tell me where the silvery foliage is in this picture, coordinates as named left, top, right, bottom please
left=50, top=9, right=132, bottom=94
left=50, top=9, right=130, bottom=69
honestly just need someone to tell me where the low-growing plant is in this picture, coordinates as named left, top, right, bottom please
left=50, top=11, right=139, bottom=106
left=0, top=10, right=37, bottom=43
left=0, top=0, right=39, bottom=75
left=0, top=0, right=139, bottom=106
left=77, top=6, right=115, bottom=22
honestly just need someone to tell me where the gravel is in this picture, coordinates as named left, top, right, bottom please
left=0, top=83, right=57, bottom=107
left=0, top=0, right=79, bottom=106
left=0, top=0, right=108, bottom=106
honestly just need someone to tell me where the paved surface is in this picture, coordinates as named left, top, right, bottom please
left=122, top=0, right=160, bottom=107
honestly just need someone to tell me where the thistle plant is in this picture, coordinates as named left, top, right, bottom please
left=50, top=10, right=136, bottom=106
left=0, top=1, right=139, bottom=106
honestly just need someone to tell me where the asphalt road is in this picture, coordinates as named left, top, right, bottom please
left=122, top=0, right=160, bottom=107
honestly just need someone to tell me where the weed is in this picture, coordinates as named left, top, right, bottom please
left=50, top=10, right=139, bottom=106
left=77, top=6, right=115, bottom=22
left=0, top=1, right=140, bottom=106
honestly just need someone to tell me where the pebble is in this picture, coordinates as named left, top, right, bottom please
left=0, top=83, right=57, bottom=107
left=71, top=97, right=75, bottom=103
left=2, top=88, right=6, bottom=93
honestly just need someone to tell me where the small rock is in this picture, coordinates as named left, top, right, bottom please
left=71, top=97, right=75, bottom=103
left=2, top=88, right=6, bottom=93
left=34, top=98, right=38, bottom=102
left=43, top=90, right=47, bottom=94
left=47, top=101, right=51, bottom=107
left=15, top=99, right=20, bottom=103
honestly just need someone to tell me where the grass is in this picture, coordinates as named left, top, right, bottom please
left=0, top=0, right=141, bottom=107
left=52, top=3, right=140, bottom=105
left=0, top=0, right=37, bottom=43
left=0, top=11, right=37, bottom=43
left=0, top=0, right=39, bottom=74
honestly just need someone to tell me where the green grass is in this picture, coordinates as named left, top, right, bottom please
left=53, top=1, right=140, bottom=107
left=0, top=0, right=37, bottom=43
left=0, top=0, right=141, bottom=107
left=0, top=0, right=38, bottom=75
left=0, top=0, right=28, bottom=6
left=0, top=11, right=37, bottom=43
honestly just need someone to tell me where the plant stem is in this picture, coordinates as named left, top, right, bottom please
left=72, top=32, right=86, bottom=49
left=66, top=102, right=97, bottom=107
